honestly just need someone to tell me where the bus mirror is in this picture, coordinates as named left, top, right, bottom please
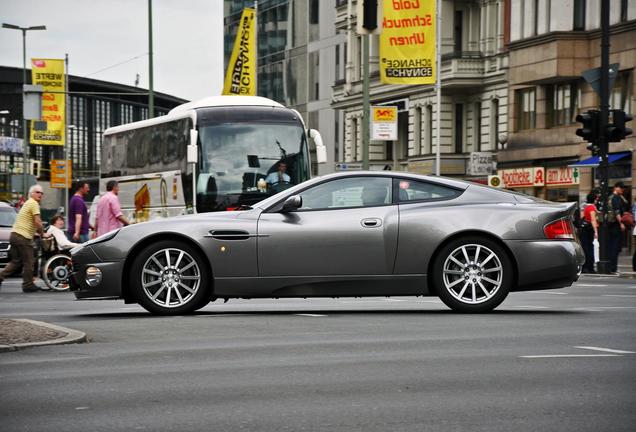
left=247, top=155, right=260, bottom=168
left=188, top=129, right=198, bottom=164
left=308, top=129, right=327, bottom=164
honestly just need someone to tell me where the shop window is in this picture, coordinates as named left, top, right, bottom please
left=517, top=88, right=536, bottom=131
left=610, top=71, right=633, bottom=112
left=573, top=0, right=585, bottom=30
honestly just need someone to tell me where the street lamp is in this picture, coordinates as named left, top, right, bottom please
left=2, top=22, right=46, bottom=195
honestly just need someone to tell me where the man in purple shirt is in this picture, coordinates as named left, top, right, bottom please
left=95, top=180, right=130, bottom=237
left=67, top=181, right=92, bottom=242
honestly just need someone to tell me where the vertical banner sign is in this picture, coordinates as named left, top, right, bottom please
left=380, top=0, right=436, bottom=85
left=222, top=8, right=257, bottom=96
left=30, top=58, right=65, bottom=146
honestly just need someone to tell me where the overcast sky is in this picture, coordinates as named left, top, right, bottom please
left=1, top=0, right=224, bottom=101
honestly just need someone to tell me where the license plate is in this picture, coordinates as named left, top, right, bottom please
left=0, top=252, right=8, bottom=259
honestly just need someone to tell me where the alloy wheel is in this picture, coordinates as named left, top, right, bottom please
left=442, top=244, right=503, bottom=305
left=141, top=248, right=201, bottom=308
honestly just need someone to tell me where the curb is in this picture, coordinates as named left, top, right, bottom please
left=0, top=319, right=87, bottom=352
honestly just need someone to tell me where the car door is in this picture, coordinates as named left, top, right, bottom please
left=257, top=176, right=399, bottom=277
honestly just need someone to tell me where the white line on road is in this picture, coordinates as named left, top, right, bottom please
left=295, top=314, right=327, bottom=317
left=602, top=294, right=636, bottom=298
left=576, top=284, right=609, bottom=287
left=520, top=354, right=620, bottom=359
left=574, top=346, right=636, bottom=354
left=512, top=305, right=551, bottom=309
left=542, top=292, right=568, bottom=295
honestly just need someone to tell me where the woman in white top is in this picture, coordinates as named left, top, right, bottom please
left=47, top=215, right=81, bottom=250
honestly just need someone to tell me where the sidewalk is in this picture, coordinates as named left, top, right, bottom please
left=0, top=318, right=87, bottom=352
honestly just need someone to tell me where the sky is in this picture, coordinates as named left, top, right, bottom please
left=0, top=0, right=225, bottom=101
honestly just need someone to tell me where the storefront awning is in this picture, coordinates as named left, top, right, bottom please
left=568, top=151, right=632, bottom=167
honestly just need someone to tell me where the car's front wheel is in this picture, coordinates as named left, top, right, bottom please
left=432, top=237, right=513, bottom=313
left=131, top=240, right=210, bottom=315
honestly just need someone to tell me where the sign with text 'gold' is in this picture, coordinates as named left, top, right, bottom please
left=380, top=0, right=436, bottom=85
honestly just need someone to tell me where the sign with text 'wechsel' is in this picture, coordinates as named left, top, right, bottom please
left=380, top=0, right=436, bottom=85
left=371, top=106, right=398, bottom=140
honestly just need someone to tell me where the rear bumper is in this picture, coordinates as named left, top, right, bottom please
left=505, top=240, right=584, bottom=291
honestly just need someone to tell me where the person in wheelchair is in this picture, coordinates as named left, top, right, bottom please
left=46, top=215, right=81, bottom=251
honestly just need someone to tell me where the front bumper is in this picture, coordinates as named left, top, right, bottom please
left=70, top=245, right=125, bottom=299
left=506, top=240, right=585, bottom=291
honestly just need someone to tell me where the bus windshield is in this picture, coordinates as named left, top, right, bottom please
left=196, top=120, right=309, bottom=212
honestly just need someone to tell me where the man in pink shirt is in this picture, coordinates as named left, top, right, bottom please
left=95, top=180, right=130, bottom=237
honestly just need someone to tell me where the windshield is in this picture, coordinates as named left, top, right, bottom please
left=196, top=120, right=309, bottom=212
left=0, top=208, right=16, bottom=227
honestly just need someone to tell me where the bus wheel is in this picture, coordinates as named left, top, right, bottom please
left=131, top=240, right=209, bottom=315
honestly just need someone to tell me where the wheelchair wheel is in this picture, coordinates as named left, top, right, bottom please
left=43, top=254, right=73, bottom=291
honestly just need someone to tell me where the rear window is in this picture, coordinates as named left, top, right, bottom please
left=395, top=179, right=462, bottom=202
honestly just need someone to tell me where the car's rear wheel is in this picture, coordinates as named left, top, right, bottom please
left=432, top=236, right=512, bottom=313
left=131, top=240, right=210, bottom=315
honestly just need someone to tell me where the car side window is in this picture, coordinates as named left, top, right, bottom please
left=299, top=177, right=392, bottom=210
left=395, top=179, right=461, bottom=202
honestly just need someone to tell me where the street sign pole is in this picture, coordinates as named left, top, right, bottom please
left=597, top=0, right=611, bottom=274
left=362, top=34, right=370, bottom=170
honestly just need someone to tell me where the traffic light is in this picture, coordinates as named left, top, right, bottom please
left=576, top=109, right=600, bottom=143
left=606, top=109, right=633, bottom=142
left=361, top=0, right=379, bottom=31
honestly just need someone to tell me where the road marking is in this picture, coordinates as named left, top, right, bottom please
left=384, top=298, right=407, bottom=302
left=602, top=294, right=636, bottom=298
left=576, top=284, right=608, bottom=287
left=574, top=346, right=636, bottom=354
left=542, top=292, right=568, bottom=295
left=512, top=305, right=551, bottom=309
left=295, top=314, right=327, bottom=317
left=520, top=354, right=620, bottom=359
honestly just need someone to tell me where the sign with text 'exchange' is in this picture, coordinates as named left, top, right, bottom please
left=223, top=8, right=256, bottom=96
left=380, top=0, right=436, bottom=85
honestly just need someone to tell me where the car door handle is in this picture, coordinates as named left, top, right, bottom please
left=361, top=218, right=382, bottom=228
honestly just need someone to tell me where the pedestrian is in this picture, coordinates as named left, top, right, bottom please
left=607, top=182, right=626, bottom=273
left=0, top=185, right=51, bottom=292
left=95, top=180, right=130, bottom=237
left=67, top=181, right=92, bottom=243
left=580, top=192, right=599, bottom=273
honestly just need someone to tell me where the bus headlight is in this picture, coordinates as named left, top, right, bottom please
left=85, top=266, right=103, bottom=287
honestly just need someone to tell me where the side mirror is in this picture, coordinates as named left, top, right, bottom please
left=281, top=195, right=302, bottom=212
left=308, top=129, right=327, bottom=164
left=187, top=129, right=198, bottom=164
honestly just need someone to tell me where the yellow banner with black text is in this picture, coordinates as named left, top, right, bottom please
left=380, top=0, right=436, bottom=85
left=30, top=58, right=65, bottom=146
left=223, top=8, right=257, bottom=96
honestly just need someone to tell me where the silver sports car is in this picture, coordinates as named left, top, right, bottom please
left=70, top=172, right=584, bottom=314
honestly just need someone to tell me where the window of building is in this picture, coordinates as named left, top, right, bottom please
left=611, top=71, right=633, bottom=112
left=454, top=10, right=463, bottom=53
left=413, top=107, right=422, bottom=156
left=309, top=0, right=319, bottom=24
left=455, top=104, right=464, bottom=153
left=549, top=82, right=579, bottom=127
left=621, top=0, right=629, bottom=22
left=573, top=0, right=586, bottom=30
left=517, top=88, right=536, bottom=130
left=426, top=105, right=433, bottom=154
left=491, top=99, right=500, bottom=150
left=474, top=102, right=482, bottom=151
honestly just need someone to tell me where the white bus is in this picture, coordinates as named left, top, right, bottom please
left=100, top=96, right=326, bottom=221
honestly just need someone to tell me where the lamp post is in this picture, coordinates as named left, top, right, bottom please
left=2, top=22, right=46, bottom=195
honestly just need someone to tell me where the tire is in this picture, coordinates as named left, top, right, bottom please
left=43, top=254, right=73, bottom=291
left=130, top=240, right=210, bottom=315
left=432, top=236, right=513, bottom=313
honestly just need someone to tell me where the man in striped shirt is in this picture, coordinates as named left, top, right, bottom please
left=0, top=185, right=51, bottom=292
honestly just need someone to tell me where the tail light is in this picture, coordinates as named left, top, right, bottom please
left=544, top=218, right=575, bottom=240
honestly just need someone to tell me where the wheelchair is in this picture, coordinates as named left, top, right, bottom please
left=34, top=236, right=73, bottom=292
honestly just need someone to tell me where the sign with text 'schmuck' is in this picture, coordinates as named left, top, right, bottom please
left=380, top=0, right=436, bottom=85
left=30, top=59, right=65, bottom=146
left=223, top=8, right=256, bottom=96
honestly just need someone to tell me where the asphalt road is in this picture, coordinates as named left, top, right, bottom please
left=1, top=276, right=635, bottom=432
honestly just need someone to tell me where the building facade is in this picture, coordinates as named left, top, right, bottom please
left=499, top=0, right=636, bottom=202
left=332, top=0, right=509, bottom=182
left=224, top=0, right=342, bottom=175
left=0, top=65, right=186, bottom=210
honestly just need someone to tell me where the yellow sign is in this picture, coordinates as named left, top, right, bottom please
left=373, top=106, right=397, bottom=122
left=50, top=159, right=71, bottom=189
left=222, top=8, right=257, bottom=96
left=30, top=58, right=65, bottom=146
left=380, top=0, right=436, bottom=85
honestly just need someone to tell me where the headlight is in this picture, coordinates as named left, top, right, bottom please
left=85, top=266, right=103, bottom=287
left=85, top=229, right=120, bottom=246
